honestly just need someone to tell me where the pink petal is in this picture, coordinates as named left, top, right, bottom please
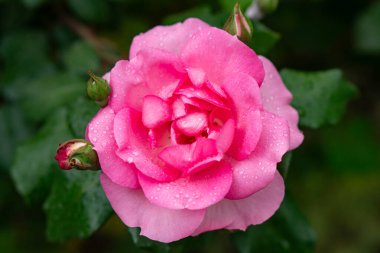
left=192, top=171, right=284, bottom=235
left=172, top=98, right=187, bottom=119
left=158, top=138, right=219, bottom=171
left=102, top=72, right=110, bottom=82
left=130, top=18, right=210, bottom=58
left=132, top=48, right=185, bottom=100
left=175, top=112, right=208, bottom=136
left=206, top=80, right=227, bottom=98
left=109, top=60, right=144, bottom=113
left=158, top=144, right=194, bottom=170
left=187, top=68, right=206, bottom=87
left=216, top=119, right=235, bottom=153
left=259, top=56, right=304, bottom=150
left=100, top=174, right=205, bottom=243
left=110, top=49, right=186, bottom=112
left=181, top=27, right=264, bottom=87
left=176, top=87, right=229, bottom=110
left=142, top=95, right=171, bottom=129
left=226, top=111, right=290, bottom=199
left=179, top=95, right=215, bottom=112
left=138, top=161, right=233, bottom=210
left=87, top=107, right=139, bottom=188
left=114, top=108, right=179, bottom=181
left=222, top=73, right=263, bottom=160
left=148, top=123, right=171, bottom=148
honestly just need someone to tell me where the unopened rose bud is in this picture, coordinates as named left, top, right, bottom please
left=55, top=139, right=100, bottom=171
left=224, top=2, right=253, bottom=44
left=87, top=71, right=111, bottom=107
left=258, top=0, right=279, bottom=14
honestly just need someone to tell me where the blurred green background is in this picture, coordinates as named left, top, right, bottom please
left=0, top=0, right=379, bottom=252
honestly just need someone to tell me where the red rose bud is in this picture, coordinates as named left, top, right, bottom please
left=87, top=71, right=111, bottom=107
left=223, top=2, right=253, bottom=44
left=55, top=139, right=100, bottom=171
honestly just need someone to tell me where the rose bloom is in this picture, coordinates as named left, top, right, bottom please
left=86, top=18, right=303, bottom=243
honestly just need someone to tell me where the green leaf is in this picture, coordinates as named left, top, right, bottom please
left=163, top=5, right=227, bottom=27
left=67, top=0, right=110, bottom=24
left=249, top=21, right=281, bottom=55
left=354, top=1, right=380, bottom=55
left=280, top=69, right=358, bottom=128
left=0, top=106, right=32, bottom=171
left=18, top=73, right=85, bottom=122
left=63, top=41, right=100, bottom=74
left=44, top=170, right=112, bottom=241
left=232, top=196, right=315, bottom=253
left=69, top=97, right=99, bottom=137
left=128, top=228, right=170, bottom=253
left=278, top=152, right=292, bottom=179
left=11, top=109, right=73, bottom=203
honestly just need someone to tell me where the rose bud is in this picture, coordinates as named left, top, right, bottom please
left=87, top=71, right=111, bottom=107
left=223, top=2, right=253, bottom=44
left=55, top=139, right=99, bottom=171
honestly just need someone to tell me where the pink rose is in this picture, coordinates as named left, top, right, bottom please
left=86, top=18, right=303, bottom=243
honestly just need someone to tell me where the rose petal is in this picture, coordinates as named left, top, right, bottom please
left=148, top=123, right=171, bottom=148
left=222, top=73, right=263, bottom=160
left=192, top=171, right=284, bottom=235
left=110, top=49, right=186, bottom=112
left=226, top=111, right=290, bottom=199
left=114, top=108, right=179, bottom=181
left=259, top=56, right=304, bottom=150
left=100, top=174, right=205, bottom=243
left=109, top=60, right=144, bottom=113
left=175, top=112, right=208, bottom=136
left=176, top=87, right=229, bottom=110
left=187, top=67, right=206, bottom=87
left=130, top=18, right=210, bottom=58
left=142, top=95, right=171, bottom=129
left=216, top=119, right=235, bottom=153
left=138, top=161, right=233, bottom=210
left=158, top=138, right=219, bottom=171
left=87, top=107, right=139, bottom=188
left=132, top=48, right=186, bottom=101
left=206, top=80, right=227, bottom=98
left=181, top=27, right=264, bottom=86
left=172, top=98, right=187, bottom=119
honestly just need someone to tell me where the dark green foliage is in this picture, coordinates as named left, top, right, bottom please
left=44, top=170, right=112, bottom=241
left=281, top=69, right=358, bottom=128
left=69, top=97, right=99, bottom=137
left=11, top=109, right=73, bottom=203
